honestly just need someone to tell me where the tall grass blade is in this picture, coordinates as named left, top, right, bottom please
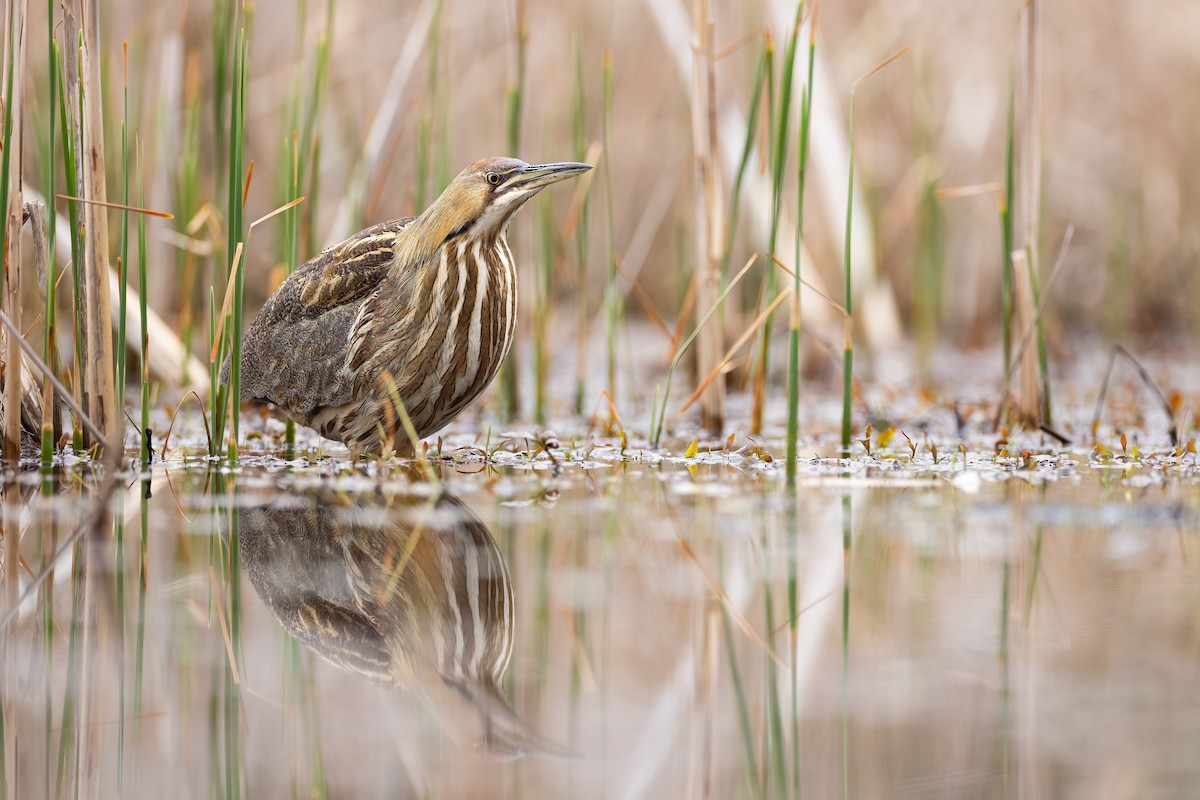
left=788, top=8, right=819, bottom=482
left=750, top=3, right=802, bottom=436
left=571, top=45, right=590, bottom=416
left=602, top=50, right=619, bottom=402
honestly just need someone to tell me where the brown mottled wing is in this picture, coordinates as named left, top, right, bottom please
left=234, top=218, right=415, bottom=418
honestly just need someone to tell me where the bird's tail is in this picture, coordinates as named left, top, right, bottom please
left=422, top=676, right=581, bottom=760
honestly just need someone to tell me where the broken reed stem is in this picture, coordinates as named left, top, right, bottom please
left=53, top=194, right=173, bottom=218
left=994, top=225, right=1072, bottom=427
left=691, top=0, right=725, bottom=432
left=1009, top=249, right=1039, bottom=424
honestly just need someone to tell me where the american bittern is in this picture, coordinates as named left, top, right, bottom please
left=227, top=158, right=590, bottom=457
left=239, top=487, right=574, bottom=758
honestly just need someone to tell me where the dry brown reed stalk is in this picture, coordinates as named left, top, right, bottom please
left=54, top=193, right=174, bottom=219
left=2, top=0, right=27, bottom=464
left=993, top=226, right=1073, bottom=431
left=77, top=0, right=116, bottom=451
left=1009, top=249, right=1039, bottom=424
left=691, top=0, right=724, bottom=431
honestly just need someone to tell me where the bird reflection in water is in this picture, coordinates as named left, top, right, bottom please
left=239, top=487, right=573, bottom=759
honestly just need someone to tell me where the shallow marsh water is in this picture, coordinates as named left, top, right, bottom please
left=3, top=414, right=1200, bottom=799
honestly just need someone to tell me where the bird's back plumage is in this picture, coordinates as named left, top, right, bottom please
left=234, top=217, right=414, bottom=425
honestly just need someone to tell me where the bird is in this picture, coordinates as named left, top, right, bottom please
left=226, top=158, right=591, bottom=458
left=238, top=486, right=576, bottom=759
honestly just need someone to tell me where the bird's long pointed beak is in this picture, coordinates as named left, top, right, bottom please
left=504, top=162, right=592, bottom=192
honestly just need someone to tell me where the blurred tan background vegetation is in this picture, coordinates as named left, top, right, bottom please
left=24, top=0, right=1200, bottom=390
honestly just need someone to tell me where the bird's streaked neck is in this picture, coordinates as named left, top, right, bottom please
left=393, top=193, right=473, bottom=267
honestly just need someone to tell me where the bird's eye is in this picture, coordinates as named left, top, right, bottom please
left=486, top=172, right=501, bottom=186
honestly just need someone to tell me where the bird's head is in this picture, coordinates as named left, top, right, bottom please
left=404, top=158, right=591, bottom=259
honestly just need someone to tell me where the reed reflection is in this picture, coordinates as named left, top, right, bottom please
left=239, top=487, right=571, bottom=758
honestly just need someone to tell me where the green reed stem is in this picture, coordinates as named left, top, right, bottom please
left=118, top=71, right=129, bottom=408
left=55, top=37, right=84, bottom=451
left=571, top=46, right=590, bottom=416
left=226, top=20, right=249, bottom=460
left=137, top=154, right=149, bottom=464
left=498, top=3, right=527, bottom=423
left=173, top=83, right=200, bottom=382
left=55, top=537, right=85, bottom=798
left=42, top=6, right=58, bottom=464
left=1001, top=70, right=1015, bottom=381
left=763, top=581, right=787, bottom=798
left=134, top=476, right=148, bottom=729
left=721, top=586, right=764, bottom=800
left=751, top=5, right=803, bottom=435
left=840, top=89, right=857, bottom=459
left=839, top=495, right=852, bottom=800
left=115, top=511, right=127, bottom=798
left=602, top=50, right=618, bottom=401
left=789, top=17, right=817, bottom=481
left=41, top=472, right=55, bottom=798
left=999, top=535, right=1011, bottom=795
